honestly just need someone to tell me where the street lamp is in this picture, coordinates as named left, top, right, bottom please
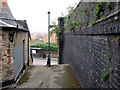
left=47, top=11, right=51, bottom=66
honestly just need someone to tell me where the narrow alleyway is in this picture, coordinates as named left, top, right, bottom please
left=15, top=55, right=80, bottom=88
left=16, top=64, right=80, bottom=88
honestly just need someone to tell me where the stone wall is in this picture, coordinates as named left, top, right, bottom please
left=14, top=31, right=29, bottom=66
left=61, top=2, right=120, bottom=88
left=0, top=29, right=29, bottom=85
left=0, top=30, right=14, bottom=83
left=0, top=29, right=2, bottom=86
left=13, top=30, right=29, bottom=81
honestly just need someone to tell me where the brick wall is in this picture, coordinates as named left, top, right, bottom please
left=0, top=29, right=2, bottom=85
left=61, top=2, right=120, bottom=88
left=43, top=33, right=57, bottom=43
left=0, top=28, right=30, bottom=85
left=0, top=30, right=14, bottom=83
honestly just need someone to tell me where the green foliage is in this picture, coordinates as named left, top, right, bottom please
left=115, top=36, right=120, bottom=43
left=50, top=21, right=61, bottom=37
left=101, top=72, right=109, bottom=82
left=107, top=2, right=113, bottom=9
left=50, top=45, right=58, bottom=52
left=30, top=42, right=58, bottom=52
left=64, top=18, right=72, bottom=31
left=64, top=6, right=79, bottom=31
left=93, top=5, right=100, bottom=17
left=72, top=20, right=79, bottom=30
left=93, top=2, right=104, bottom=20
left=80, top=21, right=83, bottom=24
left=58, top=17, right=64, bottom=20
left=89, top=20, right=94, bottom=26
left=100, top=11, right=103, bottom=15
left=45, top=42, right=57, bottom=46
left=65, top=18, right=79, bottom=31
left=109, top=68, right=113, bottom=71
left=66, top=6, right=74, bottom=17
left=104, top=53, right=111, bottom=61
left=50, top=19, right=64, bottom=45
left=109, top=67, right=114, bottom=73
left=80, top=10, right=84, bottom=16
left=100, top=17, right=103, bottom=21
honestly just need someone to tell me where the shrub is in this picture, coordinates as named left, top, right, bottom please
left=45, top=42, right=57, bottom=46
left=30, top=42, right=58, bottom=52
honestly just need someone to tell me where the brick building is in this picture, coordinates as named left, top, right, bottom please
left=31, top=33, right=44, bottom=43
left=43, top=33, right=57, bottom=44
left=0, top=0, right=31, bottom=87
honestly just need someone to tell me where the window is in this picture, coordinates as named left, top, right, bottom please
left=2, top=2, right=5, bottom=6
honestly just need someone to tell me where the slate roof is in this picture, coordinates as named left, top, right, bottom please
left=0, top=4, right=29, bottom=31
left=16, top=20, right=29, bottom=30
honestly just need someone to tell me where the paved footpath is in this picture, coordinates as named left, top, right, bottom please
left=16, top=64, right=81, bottom=88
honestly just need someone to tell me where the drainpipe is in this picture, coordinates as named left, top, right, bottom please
left=27, top=33, right=29, bottom=66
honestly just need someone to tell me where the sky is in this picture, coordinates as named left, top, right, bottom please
left=8, top=0, right=80, bottom=34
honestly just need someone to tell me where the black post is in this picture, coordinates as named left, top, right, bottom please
left=58, top=17, right=64, bottom=64
left=47, top=11, right=51, bottom=66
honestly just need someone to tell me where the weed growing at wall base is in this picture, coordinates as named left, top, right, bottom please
left=89, top=20, right=94, bottom=26
left=101, top=72, right=109, bottom=82
left=93, top=2, right=104, bottom=21
left=109, top=67, right=114, bottom=73
left=104, top=53, right=111, bottom=61
left=115, top=36, right=120, bottom=43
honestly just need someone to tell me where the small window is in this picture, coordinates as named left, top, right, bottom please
left=2, top=2, right=5, bottom=6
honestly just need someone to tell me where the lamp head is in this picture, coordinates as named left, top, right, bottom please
left=48, top=11, right=50, bottom=14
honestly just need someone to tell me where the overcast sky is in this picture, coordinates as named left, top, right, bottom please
left=8, top=0, right=80, bottom=34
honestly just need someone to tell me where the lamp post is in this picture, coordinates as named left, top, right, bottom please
left=47, top=11, right=51, bottom=66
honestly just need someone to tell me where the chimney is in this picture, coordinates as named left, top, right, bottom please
left=0, top=0, right=8, bottom=11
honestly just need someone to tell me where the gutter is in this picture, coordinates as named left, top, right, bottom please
left=0, top=19, right=15, bottom=27
left=27, top=33, right=29, bottom=66
left=0, top=19, right=29, bottom=32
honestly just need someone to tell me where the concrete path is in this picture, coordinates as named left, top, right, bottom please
left=16, top=64, right=81, bottom=88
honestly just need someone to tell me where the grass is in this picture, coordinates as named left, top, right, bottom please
left=17, top=66, right=35, bottom=85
